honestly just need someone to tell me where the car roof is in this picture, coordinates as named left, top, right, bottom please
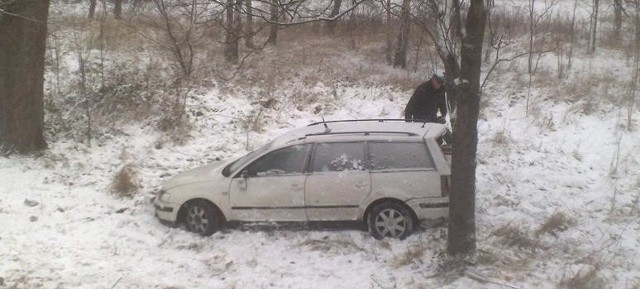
left=271, top=119, right=448, bottom=147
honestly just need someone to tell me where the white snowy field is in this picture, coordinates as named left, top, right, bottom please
left=2, top=1, right=640, bottom=288
left=2, top=72, right=639, bottom=288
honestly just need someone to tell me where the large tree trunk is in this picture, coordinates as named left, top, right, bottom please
left=0, top=0, right=49, bottom=154
left=393, top=0, right=411, bottom=68
left=326, top=0, right=342, bottom=34
left=447, top=0, right=486, bottom=257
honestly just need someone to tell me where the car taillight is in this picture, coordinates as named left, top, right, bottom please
left=441, top=175, right=451, bottom=197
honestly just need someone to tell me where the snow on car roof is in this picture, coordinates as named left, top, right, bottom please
left=271, top=119, right=447, bottom=146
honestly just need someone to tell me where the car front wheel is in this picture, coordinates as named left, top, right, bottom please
left=184, top=200, right=222, bottom=236
left=368, top=202, right=415, bottom=240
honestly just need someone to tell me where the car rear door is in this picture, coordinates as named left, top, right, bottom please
left=304, top=142, right=370, bottom=221
left=368, top=141, right=441, bottom=198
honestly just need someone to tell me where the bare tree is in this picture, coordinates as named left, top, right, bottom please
left=244, top=0, right=254, bottom=48
left=385, top=0, right=392, bottom=64
left=525, top=0, right=557, bottom=113
left=114, top=0, right=122, bottom=19
left=629, top=0, right=639, bottom=129
left=326, top=0, right=342, bottom=34
left=266, top=0, right=279, bottom=45
left=224, top=0, right=241, bottom=64
left=393, top=0, right=411, bottom=68
left=614, top=0, right=623, bottom=39
left=589, top=0, right=600, bottom=53
left=89, top=0, right=97, bottom=18
left=151, top=0, right=199, bottom=77
left=406, top=0, right=487, bottom=257
left=566, top=0, right=578, bottom=76
left=447, top=0, right=487, bottom=257
left=0, top=0, right=49, bottom=154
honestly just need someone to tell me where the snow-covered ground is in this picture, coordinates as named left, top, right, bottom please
left=2, top=1, right=640, bottom=288
left=2, top=75, right=639, bottom=288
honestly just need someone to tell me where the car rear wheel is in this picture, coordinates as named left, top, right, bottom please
left=184, top=200, right=222, bottom=236
left=368, top=202, right=415, bottom=240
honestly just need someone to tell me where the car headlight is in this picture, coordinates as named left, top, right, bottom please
left=158, top=190, right=172, bottom=202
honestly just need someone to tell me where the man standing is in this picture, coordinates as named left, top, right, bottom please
left=404, top=74, right=447, bottom=123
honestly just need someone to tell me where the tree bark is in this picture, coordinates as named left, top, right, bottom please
left=244, top=0, right=254, bottom=49
left=0, top=0, right=49, bottom=154
left=589, top=0, right=599, bottom=53
left=224, top=0, right=240, bottom=63
left=266, top=0, right=279, bottom=45
left=614, top=0, right=622, bottom=40
left=393, top=0, right=411, bottom=68
left=385, top=0, right=392, bottom=64
left=114, top=0, right=122, bottom=19
left=88, top=0, right=96, bottom=18
left=447, top=0, right=486, bottom=257
left=326, top=0, right=342, bottom=34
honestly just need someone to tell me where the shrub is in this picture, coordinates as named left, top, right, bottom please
left=110, top=164, right=139, bottom=198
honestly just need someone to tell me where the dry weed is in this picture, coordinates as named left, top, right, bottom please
left=110, top=163, right=139, bottom=198
left=391, top=242, right=428, bottom=268
left=492, top=223, right=541, bottom=250
left=297, top=237, right=365, bottom=255
left=490, top=131, right=510, bottom=148
left=559, top=265, right=606, bottom=289
left=535, top=211, right=577, bottom=237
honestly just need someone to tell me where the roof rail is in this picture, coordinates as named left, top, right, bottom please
left=307, top=118, right=434, bottom=127
left=304, top=131, right=418, bottom=138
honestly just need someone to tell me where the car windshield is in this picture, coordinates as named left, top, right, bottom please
left=222, top=140, right=275, bottom=177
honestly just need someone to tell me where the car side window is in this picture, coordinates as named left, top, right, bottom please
left=311, top=142, right=366, bottom=172
left=245, top=144, right=310, bottom=177
left=369, top=142, right=435, bottom=170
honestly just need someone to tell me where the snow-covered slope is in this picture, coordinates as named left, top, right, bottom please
left=1, top=75, right=638, bottom=288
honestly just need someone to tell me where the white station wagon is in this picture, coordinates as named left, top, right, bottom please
left=154, top=119, right=451, bottom=239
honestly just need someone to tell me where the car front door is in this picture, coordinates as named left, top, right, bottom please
left=229, top=144, right=311, bottom=222
left=304, top=142, right=370, bottom=221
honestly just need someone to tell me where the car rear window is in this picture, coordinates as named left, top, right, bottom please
left=369, top=142, right=435, bottom=170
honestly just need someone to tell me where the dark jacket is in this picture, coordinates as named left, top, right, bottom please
left=404, top=81, right=446, bottom=122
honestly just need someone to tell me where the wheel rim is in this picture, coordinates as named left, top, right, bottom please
left=187, top=205, right=210, bottom=234
left=374, top=208, right=407, bottom=238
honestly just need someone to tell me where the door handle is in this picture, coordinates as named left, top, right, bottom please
left=354, top=182, right=367, bottom=189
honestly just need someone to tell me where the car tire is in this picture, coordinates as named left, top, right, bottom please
left=367, top=202, right=415, bottom=240
left=184, top=200, right=222, bottom=236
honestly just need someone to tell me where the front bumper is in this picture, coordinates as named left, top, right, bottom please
left=153, top=197, right=180, bottom=226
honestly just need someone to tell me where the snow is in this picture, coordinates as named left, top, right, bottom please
left=4, top=76, right=638, bottom=288
left=2, top=2, right=640, bottom=289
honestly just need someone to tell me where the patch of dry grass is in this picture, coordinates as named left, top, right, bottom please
left=297, top=237, right=365, bottom=255
left=559, top=265, right=606, bottom=289
left=535, top=211, right=577, bottom=237
left=391, top=242, right=428, bottom=268
left=491, top=223, right=541, bottom=250
left=110, top=163, right=139, bottom=198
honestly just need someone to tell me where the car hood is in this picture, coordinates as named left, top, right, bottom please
left=162, top=160, right=226, bottom=190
